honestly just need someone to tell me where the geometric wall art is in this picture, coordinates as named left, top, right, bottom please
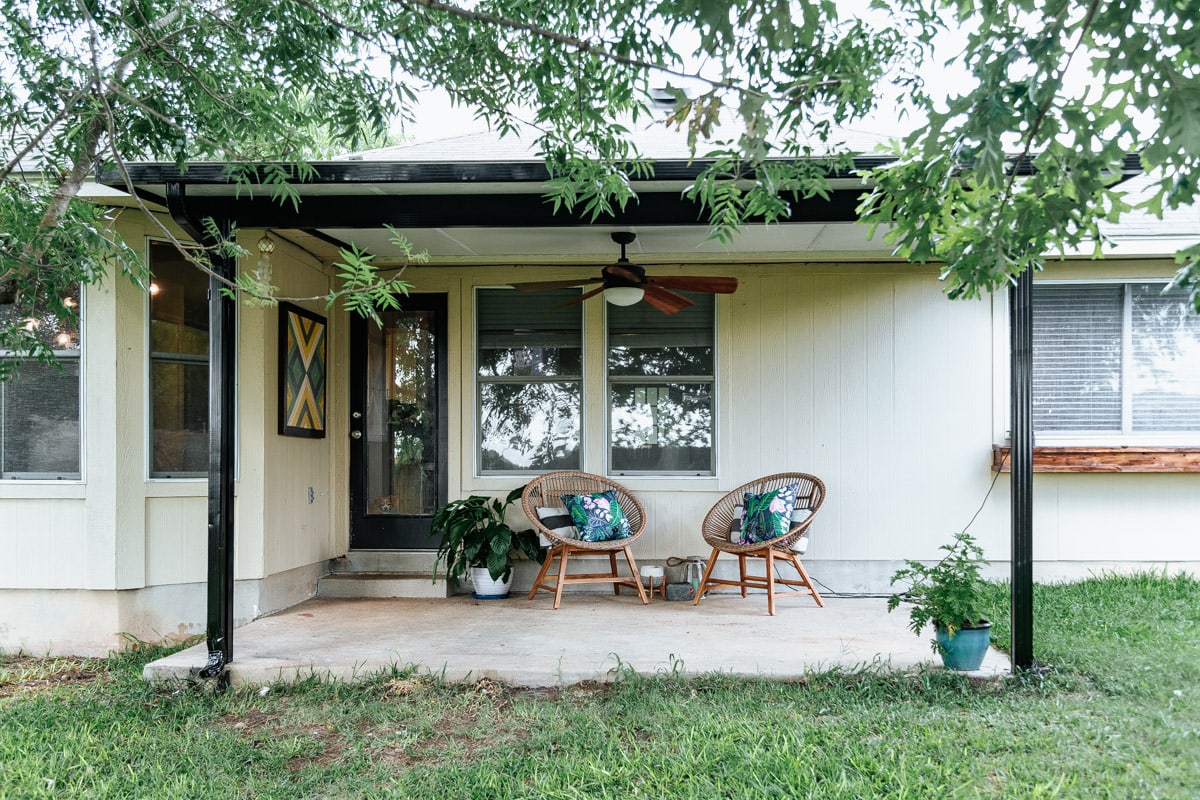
left=278, top=302, right=327, bottom=438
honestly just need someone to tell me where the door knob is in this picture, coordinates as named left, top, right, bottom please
left=349, top=430, right=362, bottom=439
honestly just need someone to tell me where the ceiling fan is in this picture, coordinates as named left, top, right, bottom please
left=507, top=232, right=738, bottom=314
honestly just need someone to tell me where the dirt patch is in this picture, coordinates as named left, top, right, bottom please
left=220, top=708, right=280, bottom=733
left=286, top=726, right=348, bottom=771
left=382, top=677, right=425, bottom=699
left=0, top=656, right=105, bottom=698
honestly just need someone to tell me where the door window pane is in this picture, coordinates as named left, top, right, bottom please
left=365, top=310, right=438, bottom=515
left=608, top=294, right=715, bottom=474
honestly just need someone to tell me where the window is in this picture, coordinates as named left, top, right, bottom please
left=0, top=292, right=81, bottom=479
left=1033, top=282, right=1200, bottom=440
left=476, top=288, right=581, bottom=472
left=149, top=241, right=209, bottom=477
left=607, top=293, right=715, bottom=474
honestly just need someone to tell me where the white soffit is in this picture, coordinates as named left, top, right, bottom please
left=318, top=222, right=897, bottom=264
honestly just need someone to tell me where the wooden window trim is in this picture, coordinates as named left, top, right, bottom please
left=992, top=445, right=1200, bottom=473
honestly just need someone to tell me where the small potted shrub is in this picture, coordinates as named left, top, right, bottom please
left=430, top=486, right=543, bottom=599
left=887, top=532, right=993, bottom=671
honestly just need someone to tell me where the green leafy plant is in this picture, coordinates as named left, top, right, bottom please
left=430, top=486, right=543, bottom=584
left=887, top=532, right=991, bottom=649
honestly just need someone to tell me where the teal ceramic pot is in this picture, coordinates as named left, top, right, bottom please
left=936, top=622, right=992, bottom=671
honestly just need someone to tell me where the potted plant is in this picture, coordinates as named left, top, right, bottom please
left=430, top=486, right=544, bottom=599
left=887, top=532, right=993, bottom=671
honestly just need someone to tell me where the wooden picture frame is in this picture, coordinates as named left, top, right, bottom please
left=278, top=302, right=327, bottom=438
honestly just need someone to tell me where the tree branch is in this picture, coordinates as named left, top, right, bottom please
left=396, top=0, right=775, bottom=100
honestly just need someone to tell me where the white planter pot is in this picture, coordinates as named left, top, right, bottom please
left=468, top=567, right=513, bottom=599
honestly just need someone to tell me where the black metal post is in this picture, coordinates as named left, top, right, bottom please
left=1009, top=267, right=1035, bottom=671
left=208, top=241, right=238, bottom=674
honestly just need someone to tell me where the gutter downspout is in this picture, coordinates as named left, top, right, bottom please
left=165, top=182, right=237, bottom=681
left=1009, top=266, right=1035, bottom=671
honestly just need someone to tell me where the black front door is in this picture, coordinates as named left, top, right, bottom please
left=349, top=294, right=447, bottom=549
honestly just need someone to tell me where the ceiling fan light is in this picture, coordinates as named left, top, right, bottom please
left=604, top=286, right=644, bottom=306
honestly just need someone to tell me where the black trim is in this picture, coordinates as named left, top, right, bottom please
left=147, top=189, right=865, bottom=229
left=101, top=156, right=903, bottom=187
left=98, top=152, right=1145, bottom=191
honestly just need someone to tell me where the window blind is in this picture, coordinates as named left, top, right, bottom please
left=1032, top=285, right=1123, bottom=432
left=476, top=288, right=582, bottom=348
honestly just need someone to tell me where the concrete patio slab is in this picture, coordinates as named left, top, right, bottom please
left=144, top=594, right=1010, bottom=687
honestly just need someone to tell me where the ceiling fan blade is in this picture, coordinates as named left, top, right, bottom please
left=508, top=277, right=602, bottom=292
left=641, top=286, right=695, bottom=314
left=556, top=286, right=606, bottom=307
left=643, top=275, right=739, bottom=294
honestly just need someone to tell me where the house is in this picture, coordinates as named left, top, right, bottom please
left=2, top=130, right=1198, bottom=657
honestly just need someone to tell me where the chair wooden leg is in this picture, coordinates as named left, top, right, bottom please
left=620, top=546, right=649, bottom=604
left=553, top=545, right=571, bottom=609
left=765, top=547, right=776, bottom=616
left=528, top=544, right=560, bottom=600
left=738, top=555, right=748, bottom=597
left=609, top=551, right=621, bottom=596
left=786, top=553, right=824, bottom=608
left=693, top=549, right=720, bottom=605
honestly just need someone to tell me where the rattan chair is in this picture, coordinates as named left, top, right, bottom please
left=693, top=472, right=825, bottom=615
left=521, top=471, right=649, bottom=609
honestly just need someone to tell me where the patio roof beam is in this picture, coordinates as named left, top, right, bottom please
left=149, top=189, right=864, bottom=230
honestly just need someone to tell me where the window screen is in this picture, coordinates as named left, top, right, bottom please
left=0, top=292, right=81, bottom=479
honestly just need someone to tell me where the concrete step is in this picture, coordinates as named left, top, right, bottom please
left=328, top=550, right=439, bottom=575
left=317, top=572, right=448, bottom=599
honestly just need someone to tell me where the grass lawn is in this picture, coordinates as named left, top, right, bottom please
left=2, top=573, right=1197, bottom=799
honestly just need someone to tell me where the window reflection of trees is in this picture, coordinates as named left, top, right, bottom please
left=607, top=345, right=713, bottom=377
left=1131, top=284, right=1200, bottom=431
left=480, top=381, right=580, bottom=470
left=607, top=294, right=715, bottom=473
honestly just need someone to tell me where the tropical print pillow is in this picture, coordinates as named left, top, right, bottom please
left=739, top=482, right=798, bottom=544
left=561, top=490, right=633, bottom=542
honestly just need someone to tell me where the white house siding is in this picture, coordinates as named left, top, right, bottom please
left=440, top=261, right=996, bottom=592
